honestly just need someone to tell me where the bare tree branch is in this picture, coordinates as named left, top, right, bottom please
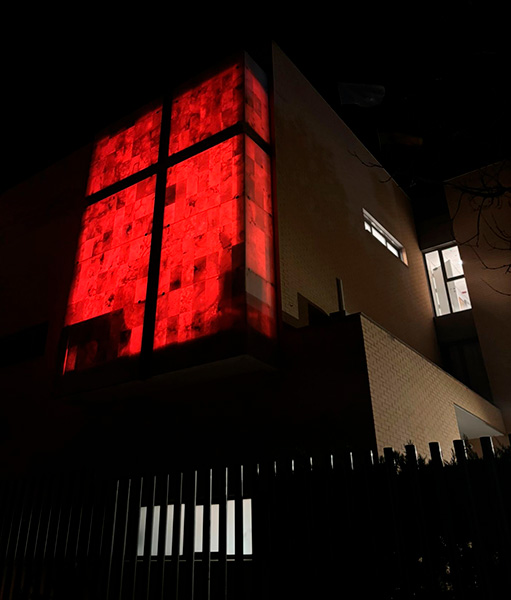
left=350, top=149, right=511, bottom=293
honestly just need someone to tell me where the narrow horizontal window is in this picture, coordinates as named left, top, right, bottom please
left=363, top=209, right=406, bottom=264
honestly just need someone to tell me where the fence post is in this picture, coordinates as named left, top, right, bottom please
left=428, top=442, right=443, bottom=468
left=480, top=436, right=511, bottom=594
left=454, top=439, right=495, bottom=599
left=382, top=447, right=411, bottom=597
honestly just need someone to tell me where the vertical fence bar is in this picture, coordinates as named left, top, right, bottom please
left=156, top=474, right=169, bottom=600
left=251, top=461, right=272, bottom=600
left=23, top=475, right=51, bottom=598
left=234, top=464, right=244, bottom=599
left=405, top=444, right=438, bottom=596
left=114, top=477, right=131, bottom=600
left=127, top=476, right=143, bottom=600
left=480, top=436, right=511, bottom=594
left=142, top=476, right=156, bottom=600
left=16, top=476, right=41, bottom=598
left=429, top=441, right=466, bottom=597
left=216, top=466, right=228, bottom=600
left=383, top=446, right=410, bottom=597
left=105, top=480, right=120, bottom=600
left=183, top=470, right=197, bottom=600
left=171, top=472, right=183, bottom=600
left=454, top=438, right=494, bottom=598
left=201, top=468, right=212, bottom=600
left=8, top=477, right=35, bottom=599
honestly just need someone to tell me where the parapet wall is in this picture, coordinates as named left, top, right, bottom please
left=361, top=315, right=505, bottom=458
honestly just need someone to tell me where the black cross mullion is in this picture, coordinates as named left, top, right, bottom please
left=139, top=95, right=172, bottom=378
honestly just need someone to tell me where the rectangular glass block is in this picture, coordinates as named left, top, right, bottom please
left=425, top=250, right=450, bottom=316
left=371, top=226, right=387, bottom=246
left=86, top=106, right=161, bottom=195
left=245, top=64, right=270, bottom=143
left=442, top=245, right=464, bottom=278
left=154, top=136, right=245, bottom=348
left=64, top=177, right=155, bottom=372
left=169, top=63, right=244, bottom=154
left=245, top=137, right=276, bottom=338
left=387, top=242, right=399, bottom=257
left=447, top=277, right=472, bottom=312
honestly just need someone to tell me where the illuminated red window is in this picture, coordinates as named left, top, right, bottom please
left=245, top=137, right=275, bottom=337
left=64, top=178, right=155, bottom=372
left=65, top=56, right=275, bottom=375
left=245, top=65, right=270, bottom=144
left=169, top=64, right=244, bottom=155
left=86, top=106, right=162, bottom=195
left=154, top=134, right=275, bottom=349
left=154, top=136, right=245, bottom=348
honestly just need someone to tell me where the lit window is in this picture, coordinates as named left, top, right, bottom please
left=424, top=245, right=472, bottom=316
left=363, top=210, right=407, bottom=264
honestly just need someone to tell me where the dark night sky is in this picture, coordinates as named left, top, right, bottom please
left=1, top=10, right=510, bottom=195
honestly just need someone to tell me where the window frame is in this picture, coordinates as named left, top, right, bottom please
left=363, top=209, right=407, bottom=264
left=423, top=244, right=472, bottom=317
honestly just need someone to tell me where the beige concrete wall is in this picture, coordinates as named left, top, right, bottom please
left=272, top=44, right=439, bottom=363
left=445, top=163, right=511, bottom=430
left=361, top=315, right=505, bottom=459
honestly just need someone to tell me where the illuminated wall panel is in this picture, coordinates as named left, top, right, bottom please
left=64, top=178, right=155, bottom=371
left=169, top=64, right=244, bottom=154
left=65, top=56, right=275, bottom=374
left=245, top=66, right=271, bottom=144
left=86, top=107, right=162, bottom=195
left=154, top=137, right=245, bottom=348
left=245, top=137, right=276, bottom=337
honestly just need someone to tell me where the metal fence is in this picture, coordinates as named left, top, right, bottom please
left=1, top=437, right=511, bottom=599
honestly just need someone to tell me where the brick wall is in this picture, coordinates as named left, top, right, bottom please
left=361, top=315, right=505, bottom=458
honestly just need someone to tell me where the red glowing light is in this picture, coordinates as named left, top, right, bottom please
left=64, top=178, right=155, bottom=372
left=245, top=137, right=275, bottom=337
left=169, top=64, right=244, bottom=155
left=154, top=134, right=276, bottom=349
left=86, top=107, right=162, bottom=195
left=65, top=58, right=275, bottom=374
left=245, top=66, right=270, bottom=144
left=154, top=136, right=245, bottom=348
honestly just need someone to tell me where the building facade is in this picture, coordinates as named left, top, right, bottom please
left=0, top=43, right=507, bottom=477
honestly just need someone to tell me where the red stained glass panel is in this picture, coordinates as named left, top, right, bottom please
left=86, top=106, right=162, bottom=195
left=154, top=136, right=245, bottom=348
left=245, top=66, right=270, bottom=144
left=169, top=64, right=244, bottom=154
left=245, top=137, right=276, bottom=337
left=64, top=177, right=155, bottom=372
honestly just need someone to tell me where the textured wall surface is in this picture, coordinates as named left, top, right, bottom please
left=361, top=315, right=505, bottom=458
left=272, top=44, right=439, bottom=363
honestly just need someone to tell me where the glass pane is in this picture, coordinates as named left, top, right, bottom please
left=387, top=242, right=399, bottom=257
left=364, top=220, right=371, bottom=232
left=442, top=246, right=464, bottom=278
left=371, top=227, right=386, bottom=246
left=425, top=251, right=450, bottom=316
left=169, top=63, right=244, bottom=154
left=447, top=277, right=472, bottom=312
left=87, top=106, right=162, bottom=195
left=64, top=178, right=155, bottom=372
left=245, top=64, right=270, bottom=143
left=245, top=137, right=276, bottom=338
left=155, top=136, right=245, bottom=349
